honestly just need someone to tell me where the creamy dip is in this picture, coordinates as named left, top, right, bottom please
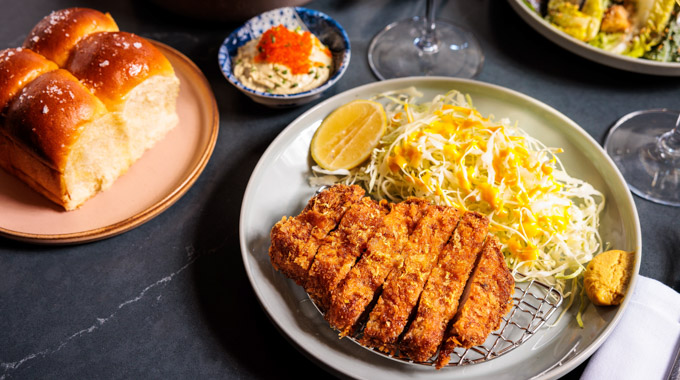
left=233, top=25, right=333, bottom=95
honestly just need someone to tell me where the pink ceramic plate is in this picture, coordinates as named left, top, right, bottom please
left=0, top=42, right=219, bottom=244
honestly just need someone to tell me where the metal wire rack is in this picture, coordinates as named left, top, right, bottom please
left=314, top=279, right=563, bottom=367
left=309, top=188, right=564, bottom=367
left=442, top=279, right=563, bottom=366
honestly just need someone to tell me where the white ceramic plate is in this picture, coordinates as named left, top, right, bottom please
left=508, top=0, right=680, bottom=76
left=0, top=42, right=219, bottom=244
left=239, top=77, right=641, bottom=379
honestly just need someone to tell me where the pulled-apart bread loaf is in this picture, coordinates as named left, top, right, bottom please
left=0, top=8, right=179, bottom=210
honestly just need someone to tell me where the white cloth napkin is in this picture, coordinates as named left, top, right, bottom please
left=581, top=275, right=680, bottom=380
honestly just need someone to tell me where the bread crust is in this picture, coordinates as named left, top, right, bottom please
left=0, top=48, right=58, bottom=114
left=23, top=7, right=119, bottom=67
left=1, top=7, right=179, bottom=211
left=5, top=69, right=107, bottom=171
left=66, top=31, right=175, bottom=109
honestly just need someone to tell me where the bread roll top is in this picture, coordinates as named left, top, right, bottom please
left=0, top=48, right=58, bottom=114
left=23, top=7, right=119, bottom=67
left=4, top=69, right=107, bottom=171
left=65, top=31, right=176, bottom=110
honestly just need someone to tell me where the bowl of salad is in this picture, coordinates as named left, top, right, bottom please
left=509, top=0, right=680, bottom=75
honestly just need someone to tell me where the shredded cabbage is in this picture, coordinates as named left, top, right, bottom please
left=311, top=88, right=605, bottom=306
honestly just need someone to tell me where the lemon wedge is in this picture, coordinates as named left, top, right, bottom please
left=311, top=100, right=387, bottom=170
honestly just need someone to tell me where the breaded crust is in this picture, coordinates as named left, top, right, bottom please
left=400, top=211, right=488, bottom=362
left=268, top=185, right=364, bottom=285
left=325, top=198, right=430, bottom=336
left=435, top=235, right=515, bottom=368
left=268, top=188, right=519, bottom=369
left=304, top=197, right=389, bottom=310
left=361, top=205, right=461, bottom=354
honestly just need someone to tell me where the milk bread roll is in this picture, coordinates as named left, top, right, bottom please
left=66, top=31, right=180, bottom=161
left=0, top=8, right=180, bottom=211
left=2, top=69, right=129, bottom=210
left=0, top=48, right=59, bottom=185
left=0, top=48, right=58, bottom=115
left=23, top=8, right=119, bottom=67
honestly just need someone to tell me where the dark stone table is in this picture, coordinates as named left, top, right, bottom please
left=1, top=1, right=678, bottom=378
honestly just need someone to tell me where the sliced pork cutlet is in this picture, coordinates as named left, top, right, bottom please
left=361, top=205, right=461, bottom=354
left=268, top=184, right=365, bottom=286
left=304, top=197, right=390, bottom=310
left=325, top=198, right=431, bottom=336
left=435, top=235, right=515, bottom=369
left=399, top=211, right=489, bottom=363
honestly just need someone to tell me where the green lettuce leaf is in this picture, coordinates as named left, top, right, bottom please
left=644, top=11, right=680, bottom=61
left=547, top=0, right=606, bottom=41
left=624, top=0, right=676, bottom=57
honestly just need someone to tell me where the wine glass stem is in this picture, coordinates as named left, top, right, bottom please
left=416, top=0, right=439, bottom=53
left=658, top=114, right=680, bottom=159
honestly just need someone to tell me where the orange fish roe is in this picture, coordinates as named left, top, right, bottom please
left=255, top=25, right=330, bottom=75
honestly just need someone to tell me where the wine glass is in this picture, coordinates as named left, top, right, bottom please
left=604, top=109, right=680, bottom=206
left=604, top=1, right=680, bottom=206
left=367, top=0, right=483, bottom=80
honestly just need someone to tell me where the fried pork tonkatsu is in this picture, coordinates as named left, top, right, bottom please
left=325, top=198, right=430, bottom=336
left=267, top=185, right=516, bottom=369
left=305, top=196, right=389, bottom=310
left=399, top=211, right=489, bottom=363
left=360, top=205, right=461, bottom=353
left=268, top=184, right=364, bottom=285
left=436, top=235, right=515, bottom=368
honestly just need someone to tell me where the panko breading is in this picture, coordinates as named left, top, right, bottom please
left=268, top=185, right=364, bottom=285
left=305, top=197, right=389, bottom=310
left=325, top=198, right=430, bottom=336
left=399, top=211, right=488, bottom=362
left=361, top=205, right=461, bottom=354
left=436, top=235, right=515, bottom=368
left=267, top=185, right=517, bottom=369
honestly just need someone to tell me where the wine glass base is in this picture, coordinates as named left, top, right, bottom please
left=604, top=109, right=680, bottom=207
left=367, top=16, right=483, bottom=80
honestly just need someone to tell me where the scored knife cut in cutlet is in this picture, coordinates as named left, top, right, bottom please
left=399, top=211, right=489, bottom=363
left=304, top=196, right=390, bottom=310
left=325, top=198, right=431, bottom=336
left=435, top=235, right=515, bottom=369
left=268, top=184, right=365, bottom=286
left=361, top=204, right=461, bottom=354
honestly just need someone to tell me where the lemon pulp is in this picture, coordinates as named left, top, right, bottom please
left=311, top=100, right=387, bottom=170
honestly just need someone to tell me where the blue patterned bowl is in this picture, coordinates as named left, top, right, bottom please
left=218, top=7, right=350, bottom=108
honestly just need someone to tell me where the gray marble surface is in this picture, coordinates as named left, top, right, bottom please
left=1, top=0, right=679, bottom=379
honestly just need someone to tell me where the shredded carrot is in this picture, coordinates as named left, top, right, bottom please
left=255, top=25, right=328, bottom=75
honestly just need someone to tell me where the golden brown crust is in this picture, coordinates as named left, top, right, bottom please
left=400, top=211, right=488, bottom=363
left=325, top=198, right=430, bottom=336
left=23, top=7, right=119, bottom=67
left=268, top=189, right=520, bottom=368
left=305, top=197, right=389, bottom=310
left=0, top=131, right=65, bottom=208
left=4, top=69, right=107, bottom=171
left=1, top=8, right=179, bottom=211
left=435, top=235, right=515, bottom=368
left=268, top=185, right=365, bottom=285
left=0, top=48, right=58, bottom=114
left=65, top=32, right=175, bottom=109
left=361, top=205, right=461, bottom=354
